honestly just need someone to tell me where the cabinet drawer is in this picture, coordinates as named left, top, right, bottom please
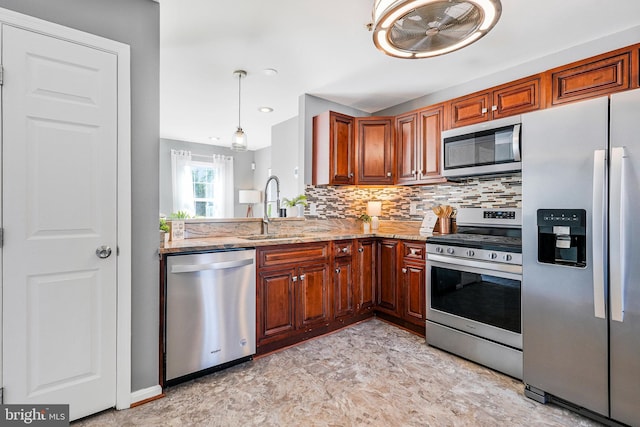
left=258, top=243, right=329, bottom=268
left=402, top=242, right=425, bottom=260
left=333, top=240, right=353, bottom=258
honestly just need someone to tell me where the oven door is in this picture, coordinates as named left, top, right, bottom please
left=426, top=254, right=522, bottom=349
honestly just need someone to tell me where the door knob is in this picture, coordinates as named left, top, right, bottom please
left=96, top=245, right=112, bottom=259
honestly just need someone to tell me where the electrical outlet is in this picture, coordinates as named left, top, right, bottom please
left=410, top=202, right=417, bottom=215
left=309, top=202, right=317, bottom=216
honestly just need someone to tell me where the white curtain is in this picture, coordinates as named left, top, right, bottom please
left=211, top=154, right=234, bottom=218
left=171, top=149, right=194, bottom=216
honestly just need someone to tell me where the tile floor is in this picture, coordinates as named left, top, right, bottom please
left=75, top=319, right=600, bottom=426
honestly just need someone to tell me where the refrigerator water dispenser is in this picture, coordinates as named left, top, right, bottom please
left=537, top=209, right=586, bottom=267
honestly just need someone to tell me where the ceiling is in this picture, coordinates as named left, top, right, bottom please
left=160, top=0, right=640, bottom=151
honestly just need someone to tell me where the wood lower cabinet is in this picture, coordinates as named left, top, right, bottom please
left=376, top=239, right=400, bottom=316
left=400, top=241, right=426, bottom=328
left=333, top=240, right=354, bottom=320
left=356, top=239, right=377, bottom=313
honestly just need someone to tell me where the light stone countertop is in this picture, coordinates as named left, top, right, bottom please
left=159, top=230, right=432, bottom=255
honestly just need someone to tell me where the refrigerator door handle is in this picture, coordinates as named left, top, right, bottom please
left=592, top=149, right=607, bottom=319
left=610, top=147, right=627, bottom=322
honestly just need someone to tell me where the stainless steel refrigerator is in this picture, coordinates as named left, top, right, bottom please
left=521, top=89, right=640, bottom=425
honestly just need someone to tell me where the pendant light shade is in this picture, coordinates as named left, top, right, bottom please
left=231, top=69, right=248, bottom=151
left=372, top=0, right=502, bottom=59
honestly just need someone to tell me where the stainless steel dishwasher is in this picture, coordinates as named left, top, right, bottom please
left=165, top=249, right=256, bottom=385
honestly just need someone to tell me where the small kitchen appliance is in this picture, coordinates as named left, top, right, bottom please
left=425, top=207, right=522, bottom=379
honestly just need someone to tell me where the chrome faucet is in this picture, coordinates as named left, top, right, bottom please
left=263, top=175, right=281, bottom=234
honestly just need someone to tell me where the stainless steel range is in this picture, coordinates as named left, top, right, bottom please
left=425, top=208, right=522, bottom=379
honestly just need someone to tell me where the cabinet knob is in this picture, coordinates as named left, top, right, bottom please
left=481, top=107, right=488, bottom=114
left=335, top=268, right=341, bottom=274
left=386, top=172, right=392, bottom=177
left=292, top=276, right=298, bottom=282
left=411, top=169, right=416, bottom=174
left=348, top=173, right=354, bottom=178
left=299, top=274, right=306, bottom=281
left=342, top=247, right=348, bottom=253
left=402, top=268, right=407, bottom=273
left=491, top=105, right=498, bottom=111
left=358, top=248, right=364, bottom=252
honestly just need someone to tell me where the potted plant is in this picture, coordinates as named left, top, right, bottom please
left=159, top=217, right=170, bottom=246
left=357, top=213, right=372, bottom=233
left=282, top=194, right=308, bottom=217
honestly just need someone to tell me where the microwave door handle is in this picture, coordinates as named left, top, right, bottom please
left=512, top=123, right=521, bottom=162
left=610, top=147, right=627, bottom=322
left=592, top=149, right=607, bottom=319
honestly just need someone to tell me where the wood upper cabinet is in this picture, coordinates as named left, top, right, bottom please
left=376, top=239, right=400, bottom=316
left=356, top=117, right=394, bottom=184
left=400, top=241, right=426, bottom=327
left=313, top=111, right=355, bottom=185
left=396, top=105, right=446, bottom=185
left=547, top=49, right=632, bottom=106
left=449, top=75, right=543, bottom=128
left=356, top=239, right=376, bottom=313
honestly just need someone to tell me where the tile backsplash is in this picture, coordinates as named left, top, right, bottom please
left=305, top=173, right=521, bottom=220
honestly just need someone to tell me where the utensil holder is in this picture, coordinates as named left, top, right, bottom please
left=439, top=217, right=451, bottom=234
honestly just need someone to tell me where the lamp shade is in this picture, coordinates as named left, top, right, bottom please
left=367, top=201, right=382, bottom=217
left=239, top=190, right=261, bottom=204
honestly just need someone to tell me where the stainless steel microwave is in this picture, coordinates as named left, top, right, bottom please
left=441, top=115, right=521, bottom=178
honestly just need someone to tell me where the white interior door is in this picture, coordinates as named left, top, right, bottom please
left=2, top=24, right=118, bottom=420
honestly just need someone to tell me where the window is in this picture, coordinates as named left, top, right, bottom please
left=191, top=162, right=215, bottom=217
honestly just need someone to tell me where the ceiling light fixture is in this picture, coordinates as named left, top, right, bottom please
left=258, top=106, right=273, bottom=113
left=372, top=0, right=502, bottom=59
left=231, top=69, right=248, bottom=151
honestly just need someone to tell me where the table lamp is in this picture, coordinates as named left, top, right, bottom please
left=239, top=190, right=261, bottom=217
left=367, top=201, right=382, bottom=230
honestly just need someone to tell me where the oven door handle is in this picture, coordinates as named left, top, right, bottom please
left=426, top=254, right=522, bottom=277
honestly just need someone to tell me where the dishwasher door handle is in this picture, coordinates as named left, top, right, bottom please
left=171, top=257, right=254, bottom=273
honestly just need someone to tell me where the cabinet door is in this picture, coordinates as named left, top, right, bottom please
left=449, top=92, right=490, bottom=128
left=395, top=113, right=418, bottom=184
left=333, top=256, right=354, bottom=319
left=296, top=263, right=330, bottom=329
left=356, top=239, right=376, bottom=313
left=331, top=112, right=356, bottom=184
left=257, top=267, right=296, bottom=342
left=356, top=117, right=394, bottom=184
left=417, top=105, right=446, bottom=184
left=492, top=76, right=541, bottom=119
left=549, top=50, right=631, bottom=106
left=401, top=260, right=426, bottom=327
left=377, top=239, right=400, bottom=315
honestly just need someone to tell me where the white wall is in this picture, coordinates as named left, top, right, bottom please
left=271, top=116, right=301, bottom=201
left=253, top=146, right=272, bottom=218
left=0, top=0, right=161, bottom=393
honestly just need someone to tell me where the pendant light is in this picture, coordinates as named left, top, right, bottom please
left=372, top=0, right=502, bottom=59
left=231, top=69, right=248, bottom=151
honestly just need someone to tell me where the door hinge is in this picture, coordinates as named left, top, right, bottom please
left=0, top=228, right=3, bottom=248
left=0, top=387, right=4, bottom=404
left=0, top=65, right=3, bottom=85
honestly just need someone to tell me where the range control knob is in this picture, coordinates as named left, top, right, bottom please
left=503, top=254, right=512, bottom=261
left=489, top=252, right=498, bottom=260
left=436, top=247, right=444, bottom=254
left=446, top=248, right=455, bottom=255
left=466, top=250, right=475, bottom=257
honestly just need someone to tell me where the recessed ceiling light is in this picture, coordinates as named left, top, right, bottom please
left=258, top=107, right=274, bottom=113
left=262, top=68, right=278, bottom=76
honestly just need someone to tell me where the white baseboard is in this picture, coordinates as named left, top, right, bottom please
left=130, top=385, right=163, bottom=406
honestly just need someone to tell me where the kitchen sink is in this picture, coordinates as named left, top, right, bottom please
left=240, top=233, right=310, bottom=241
